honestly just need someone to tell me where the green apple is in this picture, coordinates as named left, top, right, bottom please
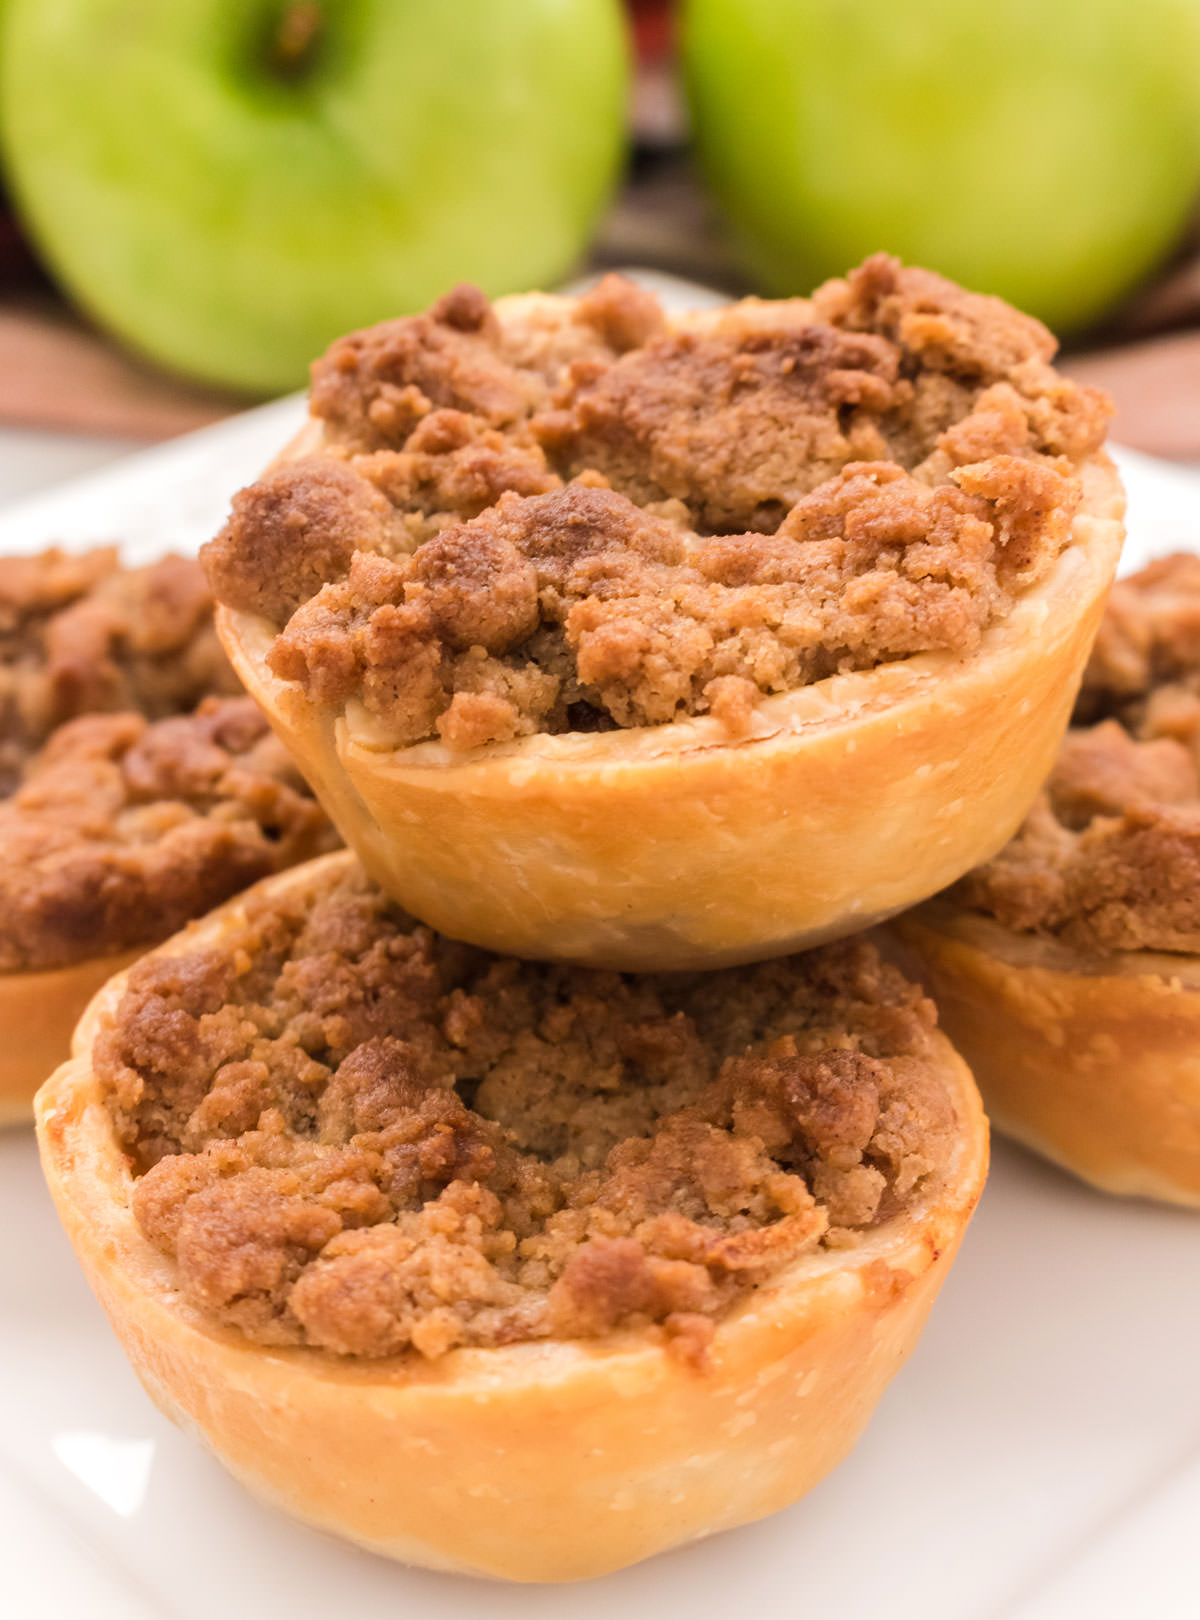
left=0, top=0, right=629, bottom=392
left=682, top=0, right=1200, bottom=333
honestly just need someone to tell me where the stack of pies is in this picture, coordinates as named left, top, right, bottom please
left=34, top=256, right=1127, bottom=1579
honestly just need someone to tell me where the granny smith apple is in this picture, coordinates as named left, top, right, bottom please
left=682, top=0, right=1200, bottom=333
left=0, top=0, right=629, bottom=392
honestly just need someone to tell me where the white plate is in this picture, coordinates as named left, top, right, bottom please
left=2, top=290, right=1200, bottom=1618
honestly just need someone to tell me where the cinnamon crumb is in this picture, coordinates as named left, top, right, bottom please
left=100, top=866, right=956, bottom=1361
left=0, top=698, right=338, bottom=971
left=955, top=553, right=1200, bottom=953
left=203, top=257, right=1110, bottom=751
left=0, top=548, right=237, bottom=796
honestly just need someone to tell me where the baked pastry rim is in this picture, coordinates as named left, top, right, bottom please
left=900, top=896, right=1200, bottom=985
left=892, top=897, right=1200, bottom=1207
left=0, top=947, right=141, bottom=1126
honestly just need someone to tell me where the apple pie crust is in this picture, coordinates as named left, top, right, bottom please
left=893, top=555, right=1200, bottom=1205
left=204, top=256, right=1124, bottom=970
left=36, top=850, right=987, bottom=1581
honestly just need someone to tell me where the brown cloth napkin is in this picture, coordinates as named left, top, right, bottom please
left=1064, top=332, right=1200, bottom=463
left=0, top=293, right=240, bottom=441
left=1060, top=245, right=1200, bottom=460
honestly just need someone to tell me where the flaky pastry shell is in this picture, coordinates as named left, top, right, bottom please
left=0, top=948, right=141, bottom=1126
left=217, top=439, right=1124, bottom=971
left=36, top=854, right=987, bottom=1582
left=892, top=901, right=1200, bottom=1206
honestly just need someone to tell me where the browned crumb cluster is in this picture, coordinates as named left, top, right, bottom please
left=100, top=864, right=957, bottom=1362
left=0, top=698, right=338, bottom=972
left=203, top=257, right=1110, bottom=751
left=956, top=553, right=1200, bottom=953
left=0, top=548, right=238, bottom=796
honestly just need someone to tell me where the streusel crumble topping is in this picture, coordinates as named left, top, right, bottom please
left=204, top=257, right=1110, bottom=752
left=955, top=554, right=1200, bottom=953
left=100, top=860, right=957, bottom=1363
left=0, top=698, right=337, bottom=971
left=0, top=548, right=237, bottom=795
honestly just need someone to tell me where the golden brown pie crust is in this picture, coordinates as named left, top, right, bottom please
left=0, top=949, right=140, bottom=1127
left=891, top=901, right=1200, bottom=1206
left=36, top=855, right=988, bottom=1581
left=218, top=446, right=1123, bottom=971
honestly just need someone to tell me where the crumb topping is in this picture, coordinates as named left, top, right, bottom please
left=203, top=257, right=1110, bottom=751
left=955, top=553, right=1200, bottom=953
left=99, top=864, right=957, bottom=1363
left=0, top=549, right=238, bottom=797
left=0, top=697, right=338, bottom=972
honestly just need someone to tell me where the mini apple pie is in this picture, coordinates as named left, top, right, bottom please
left=0, top=548, right=337, bottom=1122
left=893, top=554, right=1200, bottom=1205
left=204, top=255, right=1124, bottom=970
left=37, top=849, right=987, bottom=1581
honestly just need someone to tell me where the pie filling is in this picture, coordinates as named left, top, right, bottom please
left=0, top=549, right=237, bottom=798
left=100, top=865, right=957, bottom=1363
left=203, top=256, right=1110, bottom=752
left=955, top=554, right=1200, bottom=954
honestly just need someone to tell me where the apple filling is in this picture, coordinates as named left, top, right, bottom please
left=0, top=548, right=237, bottom=797
left=0, top=697, right=337, bottom=972
left=953, top=554, right=1200, bottom=953
left=203, top=255, right=1112, bottom=750
left=99, top=864, right=956, bottom=1362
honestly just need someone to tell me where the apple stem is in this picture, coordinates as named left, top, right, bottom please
left=270, top=2, right=324, bottom=79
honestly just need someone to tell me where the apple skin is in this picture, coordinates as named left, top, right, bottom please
left=682, top=0, right=1200, bottom=334
left=0, top=0, right=629, bottom=392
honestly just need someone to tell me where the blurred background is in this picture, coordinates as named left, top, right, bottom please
left=0, top=0, right=1197, bottom=459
